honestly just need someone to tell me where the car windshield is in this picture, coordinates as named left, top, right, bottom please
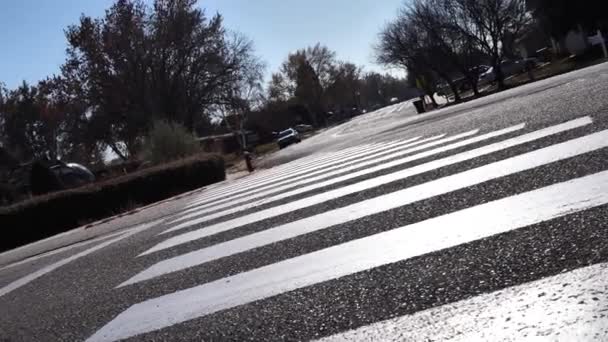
left=278, top=130, right=292, bottom=139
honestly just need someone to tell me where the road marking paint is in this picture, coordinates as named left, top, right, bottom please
left=169, top=132, right=467, bottom=226
left=169, top=125, right=521, bottom=227
left=172, top=135, right=448, bottom=222
left=0, top=229, right=128, bottom=272
left=188, top=138, right=382, bottom=196
left=94, top=170, right=608, bottom=341
left=183, top=143, right=381, bottom=205
left=154, top=117, right=589, bottom=246
left=172, top=134, right=454, bottom=222
left=0, top=220, right=160, bottom=298
left=134, top=121, right=600, bottom=280
left=317, top=262, right=608, bottom=342
left=184, top=137, right=429, bottom=210
left=184, top=135, right=433, bottom=209
left=180, top=144, right=381, bottom=208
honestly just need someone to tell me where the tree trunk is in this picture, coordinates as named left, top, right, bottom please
left=446, top=79, right=461, bottom=103
left=493, top=59, right=506, bottom=90
left=307, top=105, right=318, bottom=127
left=108, top=142, right=128, bottom=161
left=469, top=78, right=480, bottom=96
left=495, top=68, right=506, bottom=90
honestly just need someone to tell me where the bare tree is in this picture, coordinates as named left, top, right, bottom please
left=267, top=73, right=290, bottom=103
left=409, top=0, right=486, bottom=96
left=0, top=83, right=7, bottom=147
left=268, top=43, right=336, bottom=103
left=294, top=60, right=324, bottom=126
left=212, top=33, right=265, bottom=151
left=376, top=10, right=456, bottom=103
left=449, top=0, right=530, bottom=89
left=268, top=44, right=337, bottom=127
left=304, top=43, right=337, bottom=90
left=325, top=62, right=363, bottom=110
left=61, top=0, right=264, bottom=160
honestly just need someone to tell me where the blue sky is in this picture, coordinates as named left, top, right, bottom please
left=0, top=0, right=404, bottom=89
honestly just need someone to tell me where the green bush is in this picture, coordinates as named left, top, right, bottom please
left=0, top=153, right=225, bottom=252
left=144, top=120, right=201, bottom=165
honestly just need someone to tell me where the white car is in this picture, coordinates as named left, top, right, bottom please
left=276, top=128, right=301, bottom=149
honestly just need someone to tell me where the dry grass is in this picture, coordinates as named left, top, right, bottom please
left=255, top=142, right=279, bottom=155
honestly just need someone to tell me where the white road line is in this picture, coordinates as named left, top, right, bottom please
left=186, top=141, right=389, bottom=200
left=184, top=137, right=429, bottom=210
left=149, top=118, right=590, bottom=252
left=181, top=144, right=379, bottom=207
left=184, top=143, right=381, bottom=205
left=93, top=170, right=608, bottom=342
left=169, top=132, right=467, bottom=226
left=171, top=133, right=456, bottom=223
left=184, top=135, right=434, bottom=209
left=186, top=139, right=418, bottom=203
left=132, top=122, right=601, bottom=280
left=0, top=229, right=127, bottom=272
left=182, top=142, right=390, bottom=213
left=317, top=262, right=608, bottom=342
left=0, top=220, right=160, bottom=298
left=168, top=125, right=520, bottom=227
left=209, top=141, right=385, bottom=186
left=171, top=133, right=450, bottom=224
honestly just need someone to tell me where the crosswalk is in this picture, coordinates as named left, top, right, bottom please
left=88, top=116, right=608, bottom=341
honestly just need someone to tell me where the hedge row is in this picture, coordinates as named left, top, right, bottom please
left=0, top=154, right=225, bottom=252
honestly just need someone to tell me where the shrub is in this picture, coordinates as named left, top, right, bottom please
left=0, top=153, right=225, bottom=252
left=144, top=120, right=201, bottom=165
left=30, top=160, right=64, bottom=195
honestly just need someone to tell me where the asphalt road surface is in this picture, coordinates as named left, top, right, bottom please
left=2, top=63, right=608, bottom=341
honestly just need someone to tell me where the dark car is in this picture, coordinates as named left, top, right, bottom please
left=276, top=128, right=301, bottom=149
left=50, top=162, right=96, bottom=189
left=479, top=58, right=538, bottom=85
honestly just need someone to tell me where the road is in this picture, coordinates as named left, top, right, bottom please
left=1, top=62, right=608, bottom=341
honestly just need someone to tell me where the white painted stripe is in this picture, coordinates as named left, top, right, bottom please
left=171, top=134, right=450, bottom=224
left=180, top=145, right=377, bottom=207
left=153, top=118, right=590, bottom=248
left=184, top=138, right=430, bottom=211
left=184, top=143, right=379, bottom=205
left=132, top=124, right=603, bottom=282
left=94, top=170, right=608, bottom=342
left=181, top=143, right=385, bottom=210
left=318, top=262, right=608, bottom=342
left=182, top=142, right=391, bottom=206
left=170, top=132, right=466, bottom=225
left=213, top=141, right=383, bottom=185
left=185, top=140, right=416, bottom=205
left=168, top=125, right=521, bottom=227
left=187, top=142, right=388, bottom=199
left=0, top=220, right=160, bottom=298
left=0, top=229, right=127, bottom=272
left=184, top=135, right=434, bottom=209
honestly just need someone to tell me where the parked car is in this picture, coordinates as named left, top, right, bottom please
left=294, top=124, right=314, bottom=133
left=50, top=162, right=95, bottom=189
left=479, top=58, right=538, bottom=85
left=276, top=128, right=301, bottom=149
left=470, top=65, right=490, bottom=75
